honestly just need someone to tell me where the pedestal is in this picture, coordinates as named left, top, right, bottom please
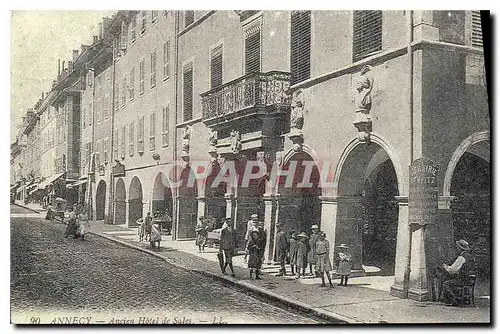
left=264, top=194, right=276, bottom=264
left=408, top=224, right=430, bottom=301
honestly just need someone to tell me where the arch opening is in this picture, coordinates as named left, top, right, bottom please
left=177, top=167, right=199, bottom=239
left=128, top=176, right=143, bottom=225
left=95, top=180, right=107, bottom=221
left=115, top=178, right=126, bottom=224
left=152, top=172, right=174, bottom=234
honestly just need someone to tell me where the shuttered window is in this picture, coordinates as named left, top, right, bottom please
left=96, top=140, right=101, bottom=166
left=471, top=11, right=483, bottom=48
left=211, top=45, right=223, bottom=89
left=139, top=58, right=145, bottom=94
left=163, top=40, right=171, bottom=79
left=151, top=11, right=158, bottom=24
left=150, top=50, right=157, bottom=88
left=290, top=11, right=311, bottom=85
left=137, top=116, right=144, bottom=154
left=162, top=105, right=169, bottom=147
left=120, top=21, right=128, bottom=51
left=104, top=138, right=109, bottom=165
left=121, top=126, right=126, bottom=159
left=185, top=11, right=194, bottom=27
left=114, top=130, right=119, bottom=161
left=122, top=75, right=127, bottom=107
left=114, top=80, right=119, bottom=111
left=149, top=112, right=156, bottom=151
left=129, top=122, right=135, bottom=156
left=141, top=11, right=147, bottom=34
left=245, top=30, right=261, bottom=74
left=104, top=94, right=109, bottom=119
left=183, top=68, right=193, bottom=122
left=352, top=11, right=383, bottom=62
left=129, top=67, right=135, bottom=100
left=131, top=14, right=137, bottom=43
left=96, top=98, right=102, bottom=122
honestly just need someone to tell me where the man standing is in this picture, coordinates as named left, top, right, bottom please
left=218, top=218, right=237, bottom=277
left=308, top=224, right=320, bottom=277
left=244, top=214, right=259, bottom=263
left=144, top=212, right=153, bottom=242
left=274, top=223, right=289, bottom=276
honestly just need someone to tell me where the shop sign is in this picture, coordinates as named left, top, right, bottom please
left=409, top=157, right=439, bottom=225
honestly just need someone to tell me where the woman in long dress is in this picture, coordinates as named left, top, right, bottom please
left=195, top=217, right=208, bottom=253
left=247, top=229, right=263, bottom=279
left=76, top=209, right=89, bottom=240
left=150, top=224, right=162, bottom=249
left=335, top=244, right=353, bottom=286
left=315, top=232, right=334, bottom=288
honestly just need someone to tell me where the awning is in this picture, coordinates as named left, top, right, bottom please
left=10, top=185, right=17, bottom=192
left=16, top=185, right=25, bottom=194
left=26, top=183, right=38, bottom=191
left=66, top=179, right=87, bottom=189
left=38, top=172, right=65, bottom=190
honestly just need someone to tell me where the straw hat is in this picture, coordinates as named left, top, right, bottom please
left=456, top=239, right=471, bottom=251
left=251, top=214, right=258, bottom=219
left=337, top=244, right=349, bottom=249
left=311, top=224, right=319, bottom=229
left=298, top=232, right=308, bottom=238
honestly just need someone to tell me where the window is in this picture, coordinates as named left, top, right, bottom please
left=129, top=67, right=135, bottom=100
left=433, top=11, right=465, bottom=45
left=149, top=112, right=156, bottom=151
left=211, top=45, right=223, bottom=89
left=120, top=21, right=128, bottom=52
left=131, top=14, right=137, bottom=43
left=95, top=140, right=101, bottom=166
left=114, top=130, right=119, bottom=162
left=89, top=102, right=93, bottom=125
left=183, top=67, right=193, bottom=122
left=185, top=11, right=194, bottom=27
left=121, top=126, right=126, bottom=159
left=137, top=116, right=144, bottom=154
left=139, top=58, right=145, bottom=94
left=104, top=94, right=109, bottom=119
left=163, top=40, right=171, bottom=80
left=150, top=50, right=157, bottom=88
left=104, top=138, right=109, bottom=165
left=162, top=105, right=170, bottom=147
left=245, top=29, right=261, bottom=74
left=471, top=10, right=483, bottom=48
left=97, top=98, right=102, bottom=123
left=129, top=122, right=135, bottom=156
left=352, top=11, right=382, bottom=62
left=290, top=11, right=311, bottom=85
left=152, top=11, right=158, bottom=24
left=122, top=75, right=127, bottom=107
left=82, top=107, right=86, bottom=129
left=141, top=11, right=147, bottom=34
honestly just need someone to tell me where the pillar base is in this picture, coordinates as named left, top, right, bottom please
left=408, top=288, right=430, bottom=302
left=390, top=283, right=407, bottom=299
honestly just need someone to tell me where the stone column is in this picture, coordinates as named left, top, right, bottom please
left=264, top=194, right=276, bottom=264
left=390, top=196, right=410, bottom=298
left=408, top=223, right=430, bottom=301
left=125, top=200, right=131, bottom=227
left=197, top=196, right=206, bottom=222
left=319, top=196, right=339, bottom=262
left=225, top=193, right=235, bottom=225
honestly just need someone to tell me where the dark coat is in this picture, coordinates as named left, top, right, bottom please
left=274, top=230, right=289, bottom=262
left=220, top=227, right=237, bottom=251
left=247, top=238, right=262, bottom=269
left=257, top=228, right=267, bottom=257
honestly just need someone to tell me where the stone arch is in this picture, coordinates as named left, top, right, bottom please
left=128, top=176, right=143, bottom=225
left=114, top=178, right=126, bottom=224
left=443, top=131, right=490, bottom=196
left=95, top=180, right=106, bottom=221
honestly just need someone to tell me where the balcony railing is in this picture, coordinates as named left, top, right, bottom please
left=201, top=71, right=291, bottom=121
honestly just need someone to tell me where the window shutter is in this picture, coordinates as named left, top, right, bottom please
left=183, top=68, right=193, bottom=122
left=131, top=14, right=137, bottom=42
left=115, top=80, right=120, bottom=111
left=139, top=59, right=145, bottom=94
left=120, top=21, right=128, bottom=51
left=104, top=94, right=109, bottom=119
left=149, top=112, right=156, bottom=151
left=137, top=117, right=144, bottom=153
left=245, top=30, right=261, bottom=74
left=185, top=11, right=194, bottom=27
left=164, top=40, right=171, bottom=79
left=114, top=130, right=119, bottom=161
left=471, top=11, right=483, bottom=48
left=129, top=122, right=135, bottom=156
left=211, top=45, right=223, bottom=89
left=152, top=11, right=158, bottom=23
left=122, top=75, right=127, bottom=106
left=353, top=10, right=383, bottom=62
left=104, top=138, right=109, bottom=165
left=151, top=50, right=156, bottom=87
left=162, top=105, right=169, bottom=147
left=129, top=67, right=135, bottom=100
left=290, top=11, right=311, bottom=85
left=121, top=126, right=126, bottom=159
left=141, top=11, right=147, bottom=33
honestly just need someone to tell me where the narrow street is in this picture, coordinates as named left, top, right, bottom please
left=10, top=205, right=321, bottom=324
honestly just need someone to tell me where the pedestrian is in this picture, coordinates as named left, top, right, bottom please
left=76, top=209, right=89, bottom=240
left=150, top=223, right=162, bottom=249
left=274, top=223, right=289, bottom=276
left=308, top=224, right=320, bottom=277
left=296, top=232, right=309, bottom=278
left=195, top=216, right=208, bottom=253
left=315, top=232, right=334, bottom=288
left=439, top=239, right=473, bottom=306
left=335, top=244, right=353, bottom=286
left=289, top=232, right=298, bottom=276
left=247, top=228, right=263, bottom=279
left=244, top=213, right=259, bottom=263
left=64, top=212, right=78, bottom=239
left=144, top=212, right=153, bottom=242
left=218, top=218, right=237, bottom=277
left=257, top=221, right=267, bottom=262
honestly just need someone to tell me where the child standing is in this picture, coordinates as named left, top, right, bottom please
left=335, top=244, right=352, bottom=286
left=296, top=232, right=309, bottom=278
left=288, top=232, right=298, bottom=276
left=247, top=229, right=263, bottom=279
left=315, top=232, right=334, bottom=288
left=150, top=224, right=162, bottom=249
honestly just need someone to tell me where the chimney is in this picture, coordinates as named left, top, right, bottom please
left=68, top=61, right=73, bottom=73
left=93, top=35, right=98, bottom=43
left=72, top=50, right=79, bottom=61
left=98, top=22, right=103, bottom=39
left=58, top=59, right=61, bottom=75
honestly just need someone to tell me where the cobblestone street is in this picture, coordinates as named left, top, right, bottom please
left=10, top=205, right=321, bottom=324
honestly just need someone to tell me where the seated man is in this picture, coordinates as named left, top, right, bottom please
left=440, top=239, right=473, bottom=306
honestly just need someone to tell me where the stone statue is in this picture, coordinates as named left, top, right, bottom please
left=209, top=130, right=218, bottom=148
left=354, top=65, right=374, bottom=123
left=290, top=89, right=306, bottom=132
left=181, top=126, right=191, bottom=156
left=230, top=130, right=242, bottom=155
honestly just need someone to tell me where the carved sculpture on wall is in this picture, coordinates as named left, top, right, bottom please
left=290, top=89, right=306, bottom=133
left=208, top=130, right=218, bottom=164
left=181, top=125, right=191, bottom=161
left=230, top=130, right=242, bottom=155
left=353, top=65, right=374, bottom=143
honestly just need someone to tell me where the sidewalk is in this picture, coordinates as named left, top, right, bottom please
left=86, top=220, right=490, bottom=324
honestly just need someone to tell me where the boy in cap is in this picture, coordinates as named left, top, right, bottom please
left=244, top=214, right=259, bottom=263
left=218, top=218, right=237, bottom=277
left=308, top=224, right=320, bottom=277
left=296, top=232, right=309, bottom=278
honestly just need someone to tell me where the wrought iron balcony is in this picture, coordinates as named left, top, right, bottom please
left=201, top=71, right=291, bottom=124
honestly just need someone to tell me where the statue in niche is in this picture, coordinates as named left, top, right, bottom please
left=354, top=65, right=374, bottom=123
left=209, top=130, right=218, bottom=149
left=230, top=130, right=242, bottom=155
left=290, top=89, right=306, bottom=133
left=181, top=126, right=191, bottom=157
